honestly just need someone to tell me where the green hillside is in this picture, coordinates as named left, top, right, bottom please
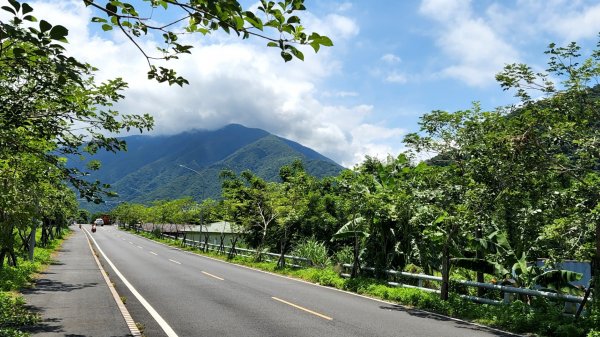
left=76, top=124, right=343, bottom=212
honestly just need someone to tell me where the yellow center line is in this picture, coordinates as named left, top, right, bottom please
left=271, top=297, right=333, bottom=321
left=168, top=259, right=181, bottom=265
left=201, top=271, right=224, bottom=281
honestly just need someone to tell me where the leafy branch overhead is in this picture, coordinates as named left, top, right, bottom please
left=84, top=0, right=334, bottom=86
left=1, top=0, right=154, bottom=203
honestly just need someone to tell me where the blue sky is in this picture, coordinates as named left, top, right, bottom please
left=20, top=0, right=600, bottom=166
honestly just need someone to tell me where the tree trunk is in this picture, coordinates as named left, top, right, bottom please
left=218, top=234, right=225, bottom=254
left=475, top=224, right=485, bottom=297
left=228, top=237, right=238, bottom=259
left=592, top=218, right=600, bottom=316
left=351, top=234, right=360, bottom=278
left=28, top=223, right=37, bottom=261
left=441, top=242, right=450, bottom=301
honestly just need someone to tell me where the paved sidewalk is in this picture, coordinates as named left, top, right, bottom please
left=23, top=225, right=133, bottom=337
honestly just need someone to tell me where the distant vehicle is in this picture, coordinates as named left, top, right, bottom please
left=101, top=214, right=111, bottom=226
left=94, top=218, right=104, bottom=226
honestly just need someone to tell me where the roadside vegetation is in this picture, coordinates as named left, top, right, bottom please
left=113, top=40, right=600, bottom=337
left=126, top=228, right=595, bottom=337
left=0, top=229, right=69, bottom=337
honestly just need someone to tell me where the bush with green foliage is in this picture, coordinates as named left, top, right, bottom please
left=291, top=239, right=330, bottom=268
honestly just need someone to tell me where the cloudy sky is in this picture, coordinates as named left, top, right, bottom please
left=19, top=0, right=600, bottom=167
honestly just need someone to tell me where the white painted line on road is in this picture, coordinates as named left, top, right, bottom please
left=129, top=241, right=134, bottom=245
left=136, top=245, right=143, bottom=249
left=169, top=259, right=181, bottom=265
left=150, top=251, right=158, bottom=256
left=201, top=271, right=224, bottom=281
left=272, top=297, right=333, bottom=321
left=84, top=229, right=180, bottom=337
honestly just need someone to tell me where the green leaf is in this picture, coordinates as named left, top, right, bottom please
left=1, top=6, right=16, bottom=15
left=49, top=25, right=68, bottom=40
left=40, top=20, right=52, bottom=32
left=7, top=0, right=19, bottom=12
left=318, top=36, right=333, bottom=47
left=286, top=45, right=304, bottom=61
left=287, top=15, right=300, bottom=24
left=332, top=217, right=369, bottom=240
left=451, top=258, right=500, bottom=275
left=244, top=11, right=264, bottom=30
left=106, top=2, right=118, bottom=14
left=92, top=17, right=108, bottom=23
left=22, top=3, right=33, bottom=14
left=533, top=269, right=583, bottom=289
left=23, top=15, right=36, bottom=22
left=102, top=24, right=113, bottom=31
left=267, top=42, right=278, bottom=48
left=281, top=51, right=293, bottom=62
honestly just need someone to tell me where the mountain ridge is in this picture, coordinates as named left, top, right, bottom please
left=76, top=124, right=343, bottom=212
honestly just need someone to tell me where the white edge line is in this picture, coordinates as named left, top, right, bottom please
left=85, top=228, right=179, bottom=337
left=84, top=232, right=142, bottom=337
left=169, top=259, right=182, bottom=265
left=123, top=228, right=522, bottom=337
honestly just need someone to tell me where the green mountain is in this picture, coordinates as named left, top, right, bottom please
left=74, top=124, right=343, bottom=212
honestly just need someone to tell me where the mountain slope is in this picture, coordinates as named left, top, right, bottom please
left=75, top=124, right=343, bottom=212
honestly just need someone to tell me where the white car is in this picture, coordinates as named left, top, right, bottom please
left=94, top=218, right=104, bottom=226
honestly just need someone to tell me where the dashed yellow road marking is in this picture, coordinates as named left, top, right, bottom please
left=271, top=297, right=333, bottom=321
left=201, top=271, right=224, bottom=281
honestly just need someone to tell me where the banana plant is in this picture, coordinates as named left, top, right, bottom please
left=452, top=229, right=584, bottom=296
left=332, top=216, right=369, bottom=278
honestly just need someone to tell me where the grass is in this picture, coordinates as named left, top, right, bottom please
left=128, top=227, right=597, bottom=337
left=0, top=228, right=69, bottom=336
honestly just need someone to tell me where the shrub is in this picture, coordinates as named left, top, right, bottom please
left=333, top=246, right=353, bottom=265
left=291, top=239, right=330, bottom=268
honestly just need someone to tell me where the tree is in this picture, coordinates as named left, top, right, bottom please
left=495, top=40, right=600, bottom=316
left=84, top=0, right=333, bottom=85
left=0, top=1, right=154, bottom=203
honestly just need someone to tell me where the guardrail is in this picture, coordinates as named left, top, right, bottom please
left=136, top=227, right=312, bottom=268
left=122, top=223, right=588, bottom=311
left=341, top=264, right=588, bottom=308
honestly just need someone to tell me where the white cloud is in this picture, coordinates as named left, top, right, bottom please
left=381, top=53, right=401, bottom=64
left=337, top=2, right=353, bottom=12
left=321, top=91, right=359, bottom=98
left=385, top=71, right=407, bottom=84
left=419, top=0, right=519, bottom=87
left=529, top=1, right=600, bottom=42
left=24, top=0, right=395, bottom=167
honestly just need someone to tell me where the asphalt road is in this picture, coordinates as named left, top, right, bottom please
left=90, top=226, right=515, bottom=337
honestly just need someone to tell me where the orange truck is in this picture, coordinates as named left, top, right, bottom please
left=101, top=214, right=111, bottom=226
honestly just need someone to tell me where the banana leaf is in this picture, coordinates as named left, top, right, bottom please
left=332, top=217, right=369, bottom=241
left=533, top=270, right=584, bottom=295
left=451, top=257, right=508, bottom=276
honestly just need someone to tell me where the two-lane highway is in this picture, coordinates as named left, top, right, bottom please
left=87, top=226, right=515, bottom=337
